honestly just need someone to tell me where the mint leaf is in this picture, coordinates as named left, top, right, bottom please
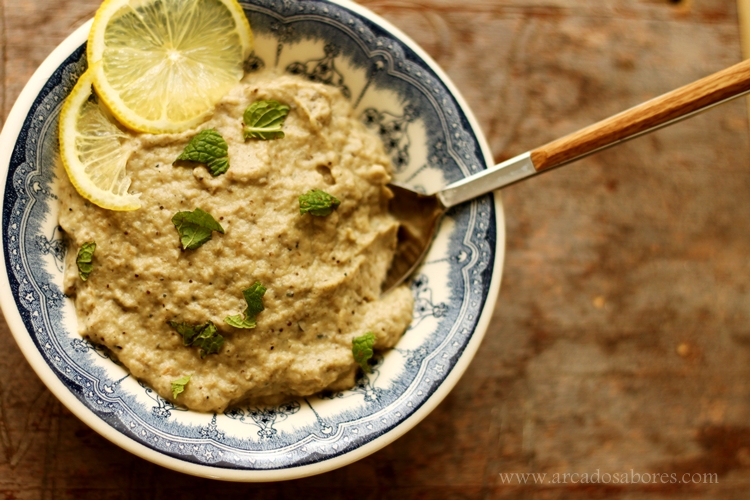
left=299, top=189, right=340, bottom=216
left=168, top=320, right=224, bottom=358
left=77, top=242, right=96, bottom=281
left=174, top=128, right=230, bottom=176
left=352, top=332, right=376, bottom=373
left=243, top=100, right=290, bottom=140
left=195, top=333, right=224, bottom=358
left=171, top=208, right=224, bottom=250
left=225, top=282, right=266, bottom=329
left=224, top=314, right=256, bottom=329
left=171, top=374, right=191, bottom=399
left=241, top=282, right=266, bottom=317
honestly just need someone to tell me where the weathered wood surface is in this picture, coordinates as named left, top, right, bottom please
left=2, top=0, right=750, bottom=497
left=529, top=57, right=750, bottom=171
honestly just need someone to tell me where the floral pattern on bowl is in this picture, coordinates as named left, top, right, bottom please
left=0, top=0, right=504, bottom=480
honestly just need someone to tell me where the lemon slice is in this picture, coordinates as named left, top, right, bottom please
left=59, top=70, right=141, bottom=211
left=87, top=0, right=253, bottom=133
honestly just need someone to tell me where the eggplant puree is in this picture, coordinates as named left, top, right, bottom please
left=59, top=71, right=414, bottom=412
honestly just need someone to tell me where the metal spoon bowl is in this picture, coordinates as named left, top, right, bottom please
left=383, top=58, right=750, bottom=292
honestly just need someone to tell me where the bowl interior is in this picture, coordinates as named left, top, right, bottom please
left=0, top=0, right=503, bottom=480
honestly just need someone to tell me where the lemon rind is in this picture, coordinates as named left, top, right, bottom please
left=89, top=61, right=216, bottom=134
left=59, top=70, right=142, bottom=211
left=87, top=0, right=253, bottom=134
left=87, top=0, right=253, bottom=63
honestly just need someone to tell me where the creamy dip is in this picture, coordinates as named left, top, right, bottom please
left=59, top=71, right=414, bottom=412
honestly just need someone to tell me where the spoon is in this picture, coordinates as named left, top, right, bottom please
left=383, top=57, right=750, bottom=292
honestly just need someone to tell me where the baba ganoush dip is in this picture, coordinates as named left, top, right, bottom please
left=59, top=71, right=414, bottom=412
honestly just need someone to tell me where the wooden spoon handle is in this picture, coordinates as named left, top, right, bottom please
left=529, top=58, right=750, bottom=172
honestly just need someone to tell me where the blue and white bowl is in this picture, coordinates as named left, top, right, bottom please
left=0, top=0, right=504, bottom=480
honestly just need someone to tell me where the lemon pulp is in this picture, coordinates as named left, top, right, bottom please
left=87, top=0, right=253, bottom=133
left=58, top=70, right=141, bottom=211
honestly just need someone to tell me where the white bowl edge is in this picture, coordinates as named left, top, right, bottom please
left=0, top=1, right=506, bottom=481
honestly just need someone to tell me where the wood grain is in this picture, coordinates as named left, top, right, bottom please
left=738, top=0, right=750, bottom=122
left=530, top=57, right=750, bottom=171
left=2, top=0, right=750, bottom=497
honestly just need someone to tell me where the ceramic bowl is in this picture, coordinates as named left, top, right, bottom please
left=0, top=0, right=504, bottom=481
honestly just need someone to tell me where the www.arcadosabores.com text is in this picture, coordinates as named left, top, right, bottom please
left=499, top=470, right=719, bottom=485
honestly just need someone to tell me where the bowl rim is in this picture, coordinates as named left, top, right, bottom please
left=0, top=0, right=505, bottom=481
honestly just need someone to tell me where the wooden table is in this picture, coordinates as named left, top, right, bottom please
left=2, top=0, right=750, bottom=497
